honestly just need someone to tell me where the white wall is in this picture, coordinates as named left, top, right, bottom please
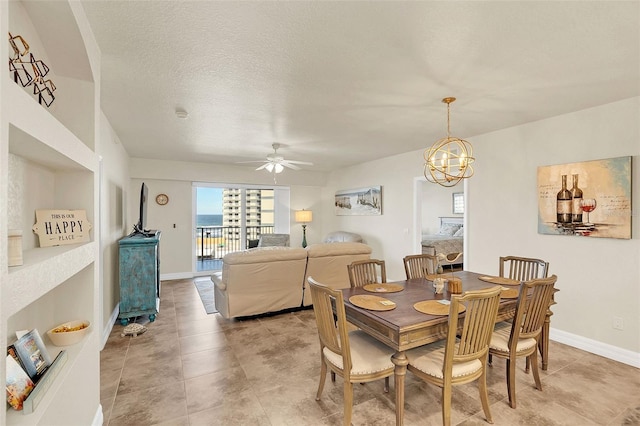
left=466, top=97, right=639, bottom=357
left=421, top=182, right=463, bottom=234
left=326, top=97, right=639, bottom=363
left=97, top=112, right=130, bottom=343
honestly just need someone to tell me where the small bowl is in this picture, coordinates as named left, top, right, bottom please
left=47, top=320, right=90, bottom=346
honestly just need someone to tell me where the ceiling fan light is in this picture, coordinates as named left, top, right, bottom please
left=265, top=163, right=274, bottom=172
left=274, top=163, right=284, bottom=173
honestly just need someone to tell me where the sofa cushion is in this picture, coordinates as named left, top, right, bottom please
left=306, top=242, right=372, bottom=258
left=258, top=233, right=290, bottom=247
left=303, top=242, right=372, bottom=306
left=223, top=246, right=307, bottom=265
left=322, top=231, right=363, bottom=243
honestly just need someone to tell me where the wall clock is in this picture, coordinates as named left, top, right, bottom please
left=155, top=193, right=169, bottom=206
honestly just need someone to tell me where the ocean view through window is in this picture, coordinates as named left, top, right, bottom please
left=195, top=184, right=289, bottom=272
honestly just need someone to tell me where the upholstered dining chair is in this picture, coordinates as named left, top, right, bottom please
left=403, top=253, right=438, bottom=280
left=499, top=255, right=552, bottom=372
left=347, top=259, right=387, bottom=288
left=406, top=285, right=502, bottom=426
left=308, top=277, right=395, bottom=426
left=488, top=275, right=557, bottom=409
left=499, top=256, right=549, bottom=281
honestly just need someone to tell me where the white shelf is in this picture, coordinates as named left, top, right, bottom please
left=5, top=330, right=94, bottom=425
left=7, top=83, right=96, bottom=173
left=4, top=242, right=96, bottom=319
left=1, top=1, right=101, bottom=425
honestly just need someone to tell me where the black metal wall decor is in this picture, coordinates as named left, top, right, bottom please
left=8, top=32, right=56, bottom=107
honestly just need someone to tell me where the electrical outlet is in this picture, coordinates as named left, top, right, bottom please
left=613, top=316, right=624, bottom=330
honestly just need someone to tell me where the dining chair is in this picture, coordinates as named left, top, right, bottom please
left=488, top=275, right=557, bottom=409
left=308, top=277, right=395, bottom=426
left=347, top=259, right=386, bottom=288
left=403, top=253, right=438, bottom=279
left=406, top=285, right=502, bottom=426
left=499, top=255, right=552, bottom=371
left=499, top=256, right=549, bottom=281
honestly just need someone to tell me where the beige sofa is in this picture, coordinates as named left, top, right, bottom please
left=212, top=242, right=371, bottom=319
left=302, top=242, right=372, bottom=306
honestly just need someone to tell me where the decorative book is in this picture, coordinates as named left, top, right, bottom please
left=12, top=329, right=51, bottom=382
left=5, top=354, right=34, bottom=410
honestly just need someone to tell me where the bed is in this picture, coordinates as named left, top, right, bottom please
left=421, top=217, right=464, bottom=267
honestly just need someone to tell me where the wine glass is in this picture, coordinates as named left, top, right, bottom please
left=580, top=198, right=597, bottom=225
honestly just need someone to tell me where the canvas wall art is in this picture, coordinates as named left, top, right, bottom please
left=335, top=186, right=382, bottom=216
left=537, top=156, right=631, bottom=239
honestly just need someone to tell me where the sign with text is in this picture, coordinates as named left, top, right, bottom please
left=32, top=210, right=92, bottom=247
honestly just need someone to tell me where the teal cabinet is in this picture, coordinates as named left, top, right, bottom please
left=118, top=231, right=161, bottom=325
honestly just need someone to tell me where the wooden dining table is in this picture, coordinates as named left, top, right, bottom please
left=340, top=270, right=528, bottom=426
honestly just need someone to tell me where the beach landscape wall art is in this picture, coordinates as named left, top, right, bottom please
left=537, top=156, right=631, bottom=239
left=335, top=186, right=382, bottom=216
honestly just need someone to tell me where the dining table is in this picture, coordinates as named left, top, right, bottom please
left=340, top=270, right=546, bottom=426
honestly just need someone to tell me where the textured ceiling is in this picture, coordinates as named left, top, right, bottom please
left=79, top=1, right=640, bottom=172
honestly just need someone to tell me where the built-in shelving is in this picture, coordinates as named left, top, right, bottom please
left=1, top=0, right=101, bottom=424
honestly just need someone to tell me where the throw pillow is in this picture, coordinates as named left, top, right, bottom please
left=436, top=223, right=462, bottom=236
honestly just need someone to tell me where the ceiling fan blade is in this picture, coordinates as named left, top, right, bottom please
left=280, top=162, right=302, bottom=171
left=282, top=159, right=313, bottom=166
left=255, top=163, right=270, bottom=171
left=236, top=160, right=267, bottom=164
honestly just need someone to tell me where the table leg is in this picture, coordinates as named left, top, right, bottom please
left=392, top=351, right=408, bottom=426
left=540, top=314, right=550, bottom=370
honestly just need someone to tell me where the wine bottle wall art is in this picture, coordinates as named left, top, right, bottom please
left=538, top=156, right=631, bottom=239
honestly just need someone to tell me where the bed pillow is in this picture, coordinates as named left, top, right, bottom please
left=453, top=226, right=464, bottom=237
left=436, top=223, right=462, bottom=236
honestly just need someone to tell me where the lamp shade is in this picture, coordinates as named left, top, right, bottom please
left=295, top=209, right=313, bottom=223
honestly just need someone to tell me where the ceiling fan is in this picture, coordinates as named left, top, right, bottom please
left=238, top=143, right=313, bottom=174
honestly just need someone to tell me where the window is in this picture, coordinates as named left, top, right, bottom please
left=453, top=192, right=464, bottom=214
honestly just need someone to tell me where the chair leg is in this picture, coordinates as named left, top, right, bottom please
left=479, top=366, right=494, bottom=424
left=316, top=359, right=327, bottom=400
left=331, top=371, right=336, bottom=383
left=506, top=358, right=517, bottom=409
left=384, top=377, right=389, bottom=393
left=525, top=356, right=530, bottom=373
left=442, top=386, right=452, bottom=426
left=488, top=353, right=493, bottom=367
left=530, top=353, right=543, bottom=391
left=343, top=381, right=354, bottom=426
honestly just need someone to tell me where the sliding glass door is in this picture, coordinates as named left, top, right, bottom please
left=194, top=183, right=290, bottom=272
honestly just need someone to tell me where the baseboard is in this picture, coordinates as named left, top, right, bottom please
left=92, top=404, right=103, bottom=426
left=550, top=328, right=640, bottom=368
left=100, top=304, right=119, bottom=350
left=160, top=271, right=197, bottom=280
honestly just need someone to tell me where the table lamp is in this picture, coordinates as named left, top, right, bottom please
left=295, top=209, right=313, bottom=248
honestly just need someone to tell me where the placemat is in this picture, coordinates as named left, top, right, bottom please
left=349, top=295, right=397, bottom=311
left=414, top=300, right=466, bottom=316
left=363, top=283, right=404, bottom=293
left=424, top=274, right=451, bottom=282
left=500, top=287, right=520, bottom=299
left=478, top=276, right=520, bottom=286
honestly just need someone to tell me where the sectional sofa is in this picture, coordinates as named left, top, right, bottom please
left=212, top=242, right=372, bottom=319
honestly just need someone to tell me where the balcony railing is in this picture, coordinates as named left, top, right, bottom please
left=196, top=225, right=275, bottom=259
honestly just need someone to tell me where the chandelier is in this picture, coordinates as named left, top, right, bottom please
left=423, top=97, right=474, bottom=187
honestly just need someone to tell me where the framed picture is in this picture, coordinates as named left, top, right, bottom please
left=335, top=186, right=382, bottom=216
left=537, top=156, right=631, bottom=239
left=452, top=192, right=464, bottom=214
left=13, top=329, right=51, bottom=381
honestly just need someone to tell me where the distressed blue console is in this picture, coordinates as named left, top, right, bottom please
left=118, top=231, right=161, bottom=325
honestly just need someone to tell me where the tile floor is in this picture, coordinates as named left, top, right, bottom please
left=100, top=278, right=640, bottom=425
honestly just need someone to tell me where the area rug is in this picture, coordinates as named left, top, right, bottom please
left=194, top=277, right=217, bottom=314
